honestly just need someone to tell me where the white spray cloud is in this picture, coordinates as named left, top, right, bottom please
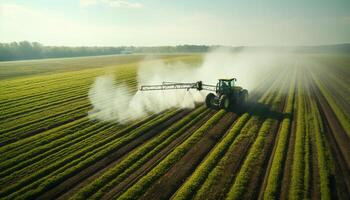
left=88, top=48, right=290, bottom=123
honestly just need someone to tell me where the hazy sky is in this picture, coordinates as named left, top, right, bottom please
left=1, top=0, right=349, bottom=46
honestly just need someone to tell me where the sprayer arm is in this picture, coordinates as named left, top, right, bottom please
left=140, top=81, right=216, bottom=92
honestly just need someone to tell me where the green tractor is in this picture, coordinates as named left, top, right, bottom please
left=140, top=78, right=248, bottom=110
left=205, top=78, right=248, bottom=109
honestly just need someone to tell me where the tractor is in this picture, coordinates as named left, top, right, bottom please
left=139, top=78, right=248, bottom=110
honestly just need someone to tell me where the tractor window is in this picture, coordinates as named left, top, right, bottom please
left=220, top=80, right=231, bottom=88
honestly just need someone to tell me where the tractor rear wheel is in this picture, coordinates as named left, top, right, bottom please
left=219, top=95, right=230, bottom=109
left=240, top=89, right=248, bottom=105
left=205, top=93, right=215, bottom=108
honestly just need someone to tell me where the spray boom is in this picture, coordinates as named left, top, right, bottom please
left=140, top=81, right=216, bottom=92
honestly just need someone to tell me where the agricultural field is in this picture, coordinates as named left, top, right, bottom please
left=0, top=53, right=349, bottom=200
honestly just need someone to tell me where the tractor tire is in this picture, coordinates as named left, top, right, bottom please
left=240, top=89, right=248, bottom=105
left=205, top=93, right=215, bottom=108
left=219, top=95, right=230, bottom=109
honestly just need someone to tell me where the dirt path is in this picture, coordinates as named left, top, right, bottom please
left=101, top=110, right=216, bottom=200
left=37, top=109, right=191, bottom=200
left=138, top=112, right=237, bottom=200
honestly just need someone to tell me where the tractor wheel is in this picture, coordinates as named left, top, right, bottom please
left=240, top=89, right=248, bottom=105
left=219, top=95, right=230, bottom=109
left=205, top=93, right=215, bottom=108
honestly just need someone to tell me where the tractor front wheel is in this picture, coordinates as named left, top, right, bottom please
left=219, top=95, right=230, bottom=109
left=205, top=93, right=215, bottom=108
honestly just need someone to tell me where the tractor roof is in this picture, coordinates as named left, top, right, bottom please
left=219, top=78, right=236, bottom=81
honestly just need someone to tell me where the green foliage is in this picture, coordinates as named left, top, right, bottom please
left=0, top=54, right=347, bottom=199
left=71, top=106, right=208, bottom=200
left=311, top=73, right=350, bottom=137
left=226, top=118, right=274, bottom=200
left=173, top=113, right=250, bottom=200
left=226, top=79, right=286, bottom=200
left=117, top=110, right=227, bottom=200
left=0, top=110, right=178, bottom=198
left=310, top=99, right=331, bottom=200
left=289, top=81, right=306, bottom=200
left=264, top=78, right=295, bottom=200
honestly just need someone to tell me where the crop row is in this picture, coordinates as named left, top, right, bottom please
left=263, top=74, right=296, bottom=199
left=310, top=98, right=331, bottom=199
left=0, top=121, right=114, bottom=178
left=0, top=62, right=137, bottom=97
left=0, top=80, right=135, bottom=125
left=0, top=111, right=158, bottom=188
left=89, top=110, right=212, bottom=200
left=90, top=66, right=286, bottom=200
left=0, top=122, right=116, bottom=188
left=173, top=113, right=251, bottom=200
left=289, top=78, right=307, bottom=199
left=122, top=71, right=288, bottom=200
left=303, top=92, right=311, bottom=199
left=117, top=109, right=227, bottom=200
left=0, top=116, right=92, bottom=160
left=1, top=67, right=136, bottom=103
left=172, top=77, right=285, bottom=200
left=283, top=68, right=335, bottom=200
left=311, top=69, right=349, bottom=120
left=0, top=105, right=89, bottom=145
left=179, top=72, right=289, bottom=200
left=0, top=73, right=135, bottom=117
left=0, top=90, right=134, bottom=145
left=0, top=109, right=165, bottom=170
left=15, top=109, right=180, bottom=199
left=226, top=80, right=287, bottom=200
left=0, top=73, right=136, bottom=115
left=0, top=93, right=147, bottom=159
left=0, top=96, right=90, bottom=128
left=72, top=106, right=209, bottom=199
left=0, top=109, right=179, bottom=198
left=310, top=71, right=350, bottom=136
left=0, top=113, right=162, bottom=188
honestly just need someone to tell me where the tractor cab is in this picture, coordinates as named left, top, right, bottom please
left=216, top=78, right=237, bottom=95
left=206, top=77, right=247, bottom=109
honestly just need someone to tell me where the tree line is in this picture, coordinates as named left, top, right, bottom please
left=1, top=41, right=349, bottom=61
left=0, top=41, right=212, bottom=61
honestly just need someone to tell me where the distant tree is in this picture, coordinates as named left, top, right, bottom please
left=0, top=41, right=220, bottom=61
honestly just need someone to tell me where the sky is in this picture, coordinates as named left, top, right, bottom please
left=0, top=0, right=350, bottom=46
